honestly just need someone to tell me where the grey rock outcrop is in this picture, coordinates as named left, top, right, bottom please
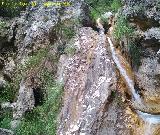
left=57, top=27, right=118, bottom=134
left=120, top=0, right=160, bottom=114
left=0, top=128, right=14, bottom=135
left=122, top=0, right=160, bottom=22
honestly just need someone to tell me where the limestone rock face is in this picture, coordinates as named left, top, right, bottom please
left=57, top=27, right=117, bottom=134
left=0, top=128, right=14, bottom=135
left=122, top=0, right=160, bottom=24
left=120, top=0, right=160, bottom=113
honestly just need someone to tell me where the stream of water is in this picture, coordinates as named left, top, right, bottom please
left=106, top=35, right=160, bottom=135
left=137, top=110, right=160, bottom=135
left=107, top=36, right=160, bottom=135
left=96, top=18, right=160, bottom=134
left=107, top=37, right=142, bottom=103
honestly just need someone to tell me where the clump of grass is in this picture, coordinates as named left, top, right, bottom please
left=64, top=44, right=76, bottom=56
left=111, top=0, right=122, bottom=12
left=0, top=21, right=6, bottom=29
left=61, top=27, right=75, bottom=39
left=85, top=0, right=113, bottom=20
left=114, top=15, right=134, bottom=40
left=0, top=82, right=15, bottom=103
left=0, top=108, right=12, bottom=129
left=15, top=70, right=64, bottom=135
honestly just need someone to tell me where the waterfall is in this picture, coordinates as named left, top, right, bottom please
left=137, top=111, right=160, bottom=135
left=95, top=17, right=141, bottom=102
left=96, top=18, right=160, bottom=135
left=107, top=37, right=142, bottom=103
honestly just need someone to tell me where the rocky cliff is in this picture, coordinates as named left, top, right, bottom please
left=0, top=0, right=160, bottom=135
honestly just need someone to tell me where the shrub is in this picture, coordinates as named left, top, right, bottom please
left=85, top=0, right=113, bottom=20
left=64, top=44, right=76, bottom=56
left=0, top=108, right=12, bottom=129
left=0, top=21, right=6, bottom=29
left=85, top=0, right=122, bottom=21
left=111, top=0, right=122, bottom=12
left=113, top=15, right=134, bottom=40
left=0, top=82, right=15, bottom=103
left=62, top=27, right=75, bottom=39
left=15, top=70, right=64, bottom=135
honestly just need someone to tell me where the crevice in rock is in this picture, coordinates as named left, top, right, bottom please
left=33, top=87, right=44, bottom=107
left=0, top=24, right=18, bottom=58
left=81, top=19, right=111, bottom=34
left=130, top=16, right=160, bottom=31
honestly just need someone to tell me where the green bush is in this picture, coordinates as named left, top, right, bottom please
left=114, top=15, right=134, bottom=40
left=15, top=70, right=64, bottom=135
left=0, top=21, right=6, bottom=29
left=64, top=44, right=76, bottom=56
left=0, top=108, right=12, bottom=129
left=0, top=82, right=15, bottom=103
left=111, top=0, right=122, bottom=12
left=85, top=0, right=122, bottom=20
left=85, top=0, right=113, bottom=20
left=62, top=27, right=75, bottom=39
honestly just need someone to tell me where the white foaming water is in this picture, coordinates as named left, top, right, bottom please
left=107, top=37, right=142, bottom=103
left=107, top=36, right=160, bottom=134
left=137, top=111, right=160, bottom=124
left=96, top=18, right=141, bottom=102
left=137, top=110, right=160, bottom=135
left=96, top=18, right=160, bottom=134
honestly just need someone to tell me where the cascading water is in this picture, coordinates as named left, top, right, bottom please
left=107, top=37, right=142, bottom=103
left=96, top=17, right=160, bottom=135
left=137, top=111, right=160, bottom=135
left=107, top=36, right=160, bottom=135
left=96, top=18, right=141, bottom=102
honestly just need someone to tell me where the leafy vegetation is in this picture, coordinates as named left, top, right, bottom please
left=85, top=0, right=122, bottom=20
left=85, top=0, right=112, bottom=20
left=111, top=0, right=122, bottom=12
left=15, top=70, right=63, bottom=135
left=23, top=48, right=48, bottom=71
left=113, top=15, right=134, bottom=40
left=0, top=20, right=6, bottom=29
left=0, top=108, right=12, bottom=129
left=64, top=44, right=76, bottom=56
left=12, top=44, right=63, bottom=134
left=0, top=82, right=15, bottom=103
left=62, top=27, right=75, bottom=40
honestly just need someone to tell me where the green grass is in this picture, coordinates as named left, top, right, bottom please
left=111, top=0, right=122, bottom=12
left=0, top=108, right=12, bottom=129
left=85, top=0, right=122, bottom=21
left=0, top=21, right=6, bottom=29
left=15, top=70, right=64, bottom=135
left=0, top=82, right=15, bottom=103
left=64, top=44, right=76, bottom=56
left=113, top=15, right=134, bottom=40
